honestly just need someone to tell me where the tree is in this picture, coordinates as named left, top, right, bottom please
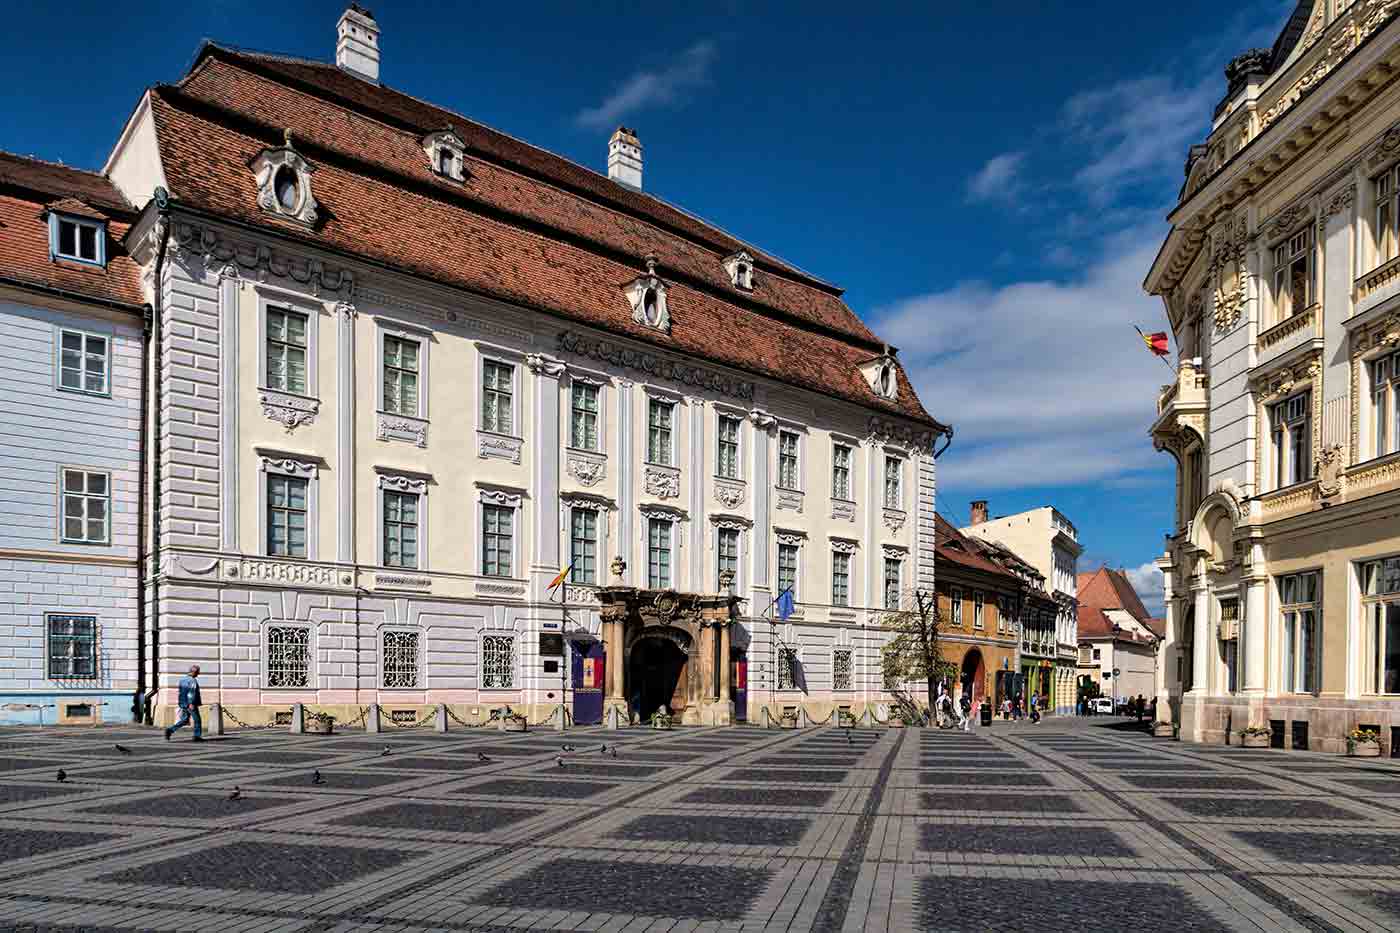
left=880, top=588, right=960, bottom=719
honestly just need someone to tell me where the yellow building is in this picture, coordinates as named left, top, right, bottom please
left=1146, top=0, right=1400, bottom=751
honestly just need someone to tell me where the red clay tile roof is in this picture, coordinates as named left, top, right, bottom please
left=1077, top=567, right=1158, bottom=644
left=146, top=48, right=941, bottom=428
left=0, top=151, right=144, bottom=310
left=935, top=514, right=1024, bottom=583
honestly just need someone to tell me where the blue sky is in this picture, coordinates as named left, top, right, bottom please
left=1, top=0, right=1296, bottom=609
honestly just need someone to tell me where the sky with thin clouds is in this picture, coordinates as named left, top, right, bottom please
left=0, top=0, right=1298, bottom=614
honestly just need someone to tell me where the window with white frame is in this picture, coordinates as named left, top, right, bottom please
left=777, top=646, right=799, bottom=690
left=973, top=591, right=985, bottom=629
left=382, top=630, right=420, bottom=688
left=1272, top=227, right=1314, bottom=322
left=266, top=625, right=311, bottom=687
left=482, top=504, right=514, bottom=577
left=832, top=551, right=851, bottom=607
left=832, top=648, right=853, bottom=691
left=1365, top=558, right=1400, bottom=694
left=1376, top=165, right=1399, bottom=268
left=884, top=456, right=903, bottom=509
left=1279, top=571, right=1319, bottom=694
left=382, top=490, right=420, bottom=568
left=60, top=468, right=109, bottom=545
left=47, top=614, right=97, bottom=678
left=50, top=214, right=104, bottom=265
left=570, top=508, right=599, bottom=584
left=648, top=517, right=673, bottom=589
left=266, top=307, right=309, bottom=394
left=717, top=414, right=741, bottom=478
left=382, top=335, right=421, bottom=416
left=267, top=474, right=309, bottom=558
left=778, top=431, right=800, bottom=489
left=950, top=586, right=963, bottom=626
left=717, top=527, right=739, bottom=587
left=647, top=399, right=674, bottom=465
left=481, top=360, right=515, bottom=434
left=777, top=541, right=799, bottom=600
left=832, top=443, right=852, bottom=500
left=997, top=596, right=1009, bottom=634
left=1270, top=391, right=1312, bottom=489
left=481, top=634, right=515, bottom=688
left=571, top=382, right=600, bottom=450
left=57, top=329, right=108, bottom=395
left=1372, top=352, right=1400, bottom=460
left=884, top=557, right=902, bottom=610
left=1219, top=598, right=1240, bottom=693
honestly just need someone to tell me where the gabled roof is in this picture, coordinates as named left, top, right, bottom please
left=0, top=151, right=144, bottom=310
left=1077, top=567, right=1158, bottom=644
left=145, top=46, right=942, bottom=428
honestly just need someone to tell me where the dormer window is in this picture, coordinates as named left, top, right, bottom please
left=723, top=250, right=756, bottom=290
left=252, top=131, right=320, bottom=226
left=643, top=287, right=659, bottom=325
left=859, top=350, right=899, bottom=400
left=423, top=126, right=466, bottom=183
left=625, top=254, right=671, bottom=334
left=50, top=214, right=105, bottom=266
left=879, top=365, right=892, bottom=397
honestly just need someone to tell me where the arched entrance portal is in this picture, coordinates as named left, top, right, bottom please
left=629, top=635, right=689, bottom=721
left=960, top=649, right=986, bottom=703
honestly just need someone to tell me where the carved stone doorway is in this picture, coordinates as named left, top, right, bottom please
left=630, top=635, right=688, bottom=720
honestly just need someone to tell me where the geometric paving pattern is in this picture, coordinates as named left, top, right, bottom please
left=1, top=716, right=1396, bottom=931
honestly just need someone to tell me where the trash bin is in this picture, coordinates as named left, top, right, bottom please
left=980, top=702, right=993, bottom=727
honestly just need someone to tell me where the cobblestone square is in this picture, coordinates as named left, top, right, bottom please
left=2, top=719, right=1399, bottom=931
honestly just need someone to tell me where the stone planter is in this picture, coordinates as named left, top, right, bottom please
left=779, top=718, right=799, bottom=730
left=652, top=717, right=674, bottom=731
left=501, top=718, right=528, bottom=733
left=1240, top=732, right=1270, bottom=748
left=305, top=718, right=334, bottom=735
left=837, top=715, right=857, bottom=729
left=1152, top=722, right=1175, bottom=738
left=1349, top=740, right=1381, bottom=758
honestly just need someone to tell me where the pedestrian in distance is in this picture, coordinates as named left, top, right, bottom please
left=959, top=694, right=973, bottom=733
left=164, top=664, right=204, bottom=741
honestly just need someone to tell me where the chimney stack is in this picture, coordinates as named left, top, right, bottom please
left=336, top=4, right=381, bottom=84
left=608, top=126, right=643, bottom=190
left=970, top=500, right=989, bottom=525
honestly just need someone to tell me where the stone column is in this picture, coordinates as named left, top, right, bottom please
left=1244, top=541, right=1267, bottom=693
left=719, top=621, right=732, bottom=701
left=617, top=381, right=634, bottom=583
left=1191, top=565, right=1210, bottom=694
left=526, top=354, right=566, bottom=603
left=1155, top=560, right=1175, bottom=716
left=749, top=410, right=775, bottom=611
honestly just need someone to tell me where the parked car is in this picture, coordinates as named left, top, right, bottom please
left=1091, top=697, right=1115, bottom=714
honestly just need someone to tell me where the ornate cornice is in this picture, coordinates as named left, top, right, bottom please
left=556, top=330, right=754, bottom=401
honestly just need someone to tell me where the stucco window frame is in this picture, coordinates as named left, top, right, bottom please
left=1360, top=555, right=1400, bottom=696
left=256, top=449, right=320, bottom=561
left=479, top=631, right=518, bottom=690
left=45, top=612, right=100, bottom=681
left=713, top=402, right=748, bottom=482
left=375, top=317, right=432, bottom=421
left=475, top=342, right=525, bottom=440
left=262, top=620, right=315, bottom=690
left=710, top=513, right=749, bottom=594
left=48, top=213, right=106, bottom=267
left=643, top=386, right=684, bottom=468
left=831, top=646, right=854, bottom=692
left=775, top=421, right=808, bottom=493
left=256, top=286, right=322, bottom=402
left=54, top=325, right=113, bottom=398
left=1276, top=569, right=1322, bottom=696
left=561, top=495, right=612, bottom=586
left=775, top=528, right=806, bottom=606
left=477, top=484, right=524, bottom=579
left=830, top=436, right=858, bottom=505
left=57, top=465, right=112, bottom=547
left=375, top=468, right=431, bottom=571
left=378, top=625, right=424, bottom=690
left=567, top=368, right=609, bottom=455
left=1266, top=221, right=1318, bottom=328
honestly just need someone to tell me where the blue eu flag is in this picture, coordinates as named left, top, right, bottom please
left=776, top=587, right=795, bottom=621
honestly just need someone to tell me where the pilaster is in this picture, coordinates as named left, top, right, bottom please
left=218, top=270, right=239, bottom=551
left=335, top=301, right=356, bottom=563
left=617, top=380, right=634, bottom=583
left=749, top=409, right=775, bottom=608
left=527, top=353, right=566, bottom=601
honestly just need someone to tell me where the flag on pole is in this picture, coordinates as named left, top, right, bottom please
left=1141, top=330, right=1170, bottom=356
left=547, top=563, right=574, bottom=592
left=776, top=587, right=795, bottom=621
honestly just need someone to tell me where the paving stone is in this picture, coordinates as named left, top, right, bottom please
left=918, top=791, right=1083, bottom=814
left=1165, top=796, right=1360, bottom=820
left=253, top=769, right=414, bottom=790
left=1335, top=777, right=1400, bottom=792
left=76, top=764, right=240, bottom=783
left=919, top=771, right=1050, bottom=787
left=1119, top=773, right=1271, bottom=791
left=915, top=877, right=1228, bottom=932
left=722, top=768, right=848, bottom=783
left=536, top=762, right=665, bottom=777
left=456, top=779, right=618, bottom=799
left=0, top=783, right=87, bottom=806
left=216, top=750, right=345, bottom=766
left=1367, top=890, right=1400, bottom=918
left=919, top=823, right=1133, bottom=856
left=330, top=802, right=536, bottom=833
left=753, top=756, right=860, bottom=768
left=346, top=755, right=490, bottom=773
left=918, top=756, right=1031, bottom=769
left=677, top=786, right=834, bottom=807
left=0, top=828, right=117, bottom=864
left=0, top=757, right=68, bottom=773
left=77, top=792, right=300, bottom=818
left=610, top=813, right=809, bottom=845
left=1233, top=830, right=1400, bottom=866
left=97, top=840, right=414, bottom=891
left=473, top=857, right=771, bottom=919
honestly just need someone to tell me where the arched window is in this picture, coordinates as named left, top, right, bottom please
left=274, top=167, right=299, bottom=211
left=879, top=365, right=892, bottom=397
left=643, top=287, right=658, bottom=324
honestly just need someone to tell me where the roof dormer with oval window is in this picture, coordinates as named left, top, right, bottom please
left=251, top=129, right=320, bottom=226
left=624, top=253, right=671, bottom=334
left=423, top=125, right=466, bottom=182
left=858, top=346, right=899, bottom=401
left=722, top=250, right=755, bottom=290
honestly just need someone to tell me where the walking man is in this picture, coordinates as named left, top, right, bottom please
left=165, top=664, right=203, bottom=741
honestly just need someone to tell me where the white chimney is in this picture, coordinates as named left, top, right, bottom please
left=608, top=126, right=642, bottom=190
left=336, top=4, right=381, bottom=84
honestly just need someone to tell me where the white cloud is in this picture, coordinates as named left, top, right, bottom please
left=966, top=151, right=1026, bottom=202
left=877, top=227, right=1173, bottom=492
left=1124, top=561, right=1165, bottom=616
left=575, top=41, right=717, bottom=129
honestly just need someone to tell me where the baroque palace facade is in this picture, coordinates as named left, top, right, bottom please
left=1, top=6, right=949, bottom=728
left=1147, top=0, right=1400, bottom=751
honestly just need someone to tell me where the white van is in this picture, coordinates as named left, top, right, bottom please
left=1091, top=697, right=1115, bottom=714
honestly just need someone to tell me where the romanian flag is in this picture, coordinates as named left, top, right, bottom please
left=547, top=563, right=573, bottom=591
left=1141, top=330, right=1170, bottom=356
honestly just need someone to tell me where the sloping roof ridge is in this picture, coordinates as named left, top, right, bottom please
left=196, top=42, right=844, bottom=295
left=0, top=148, right=107, bottom=179
left=0, top=150, right=135, bottom=214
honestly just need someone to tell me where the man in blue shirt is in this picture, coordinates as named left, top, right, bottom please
left=164, top=665, right=204, bottom=741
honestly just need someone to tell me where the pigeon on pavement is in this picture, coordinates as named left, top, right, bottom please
left=555, top=755, right=565, bottom=768
left=228, top=786, right=242, bottom=801
left=477, top=752, right=490, bottom=762
left=56, top=770, right=67, bottom=783
left=312, top=770, right=326, bottom=785
left=609, top=746, right=617, bottom=758
left=562, top=744, right=575, bottom=752
left=381, top=746, right=392, bottom=757
left=115, top=744, right=132, bottom=755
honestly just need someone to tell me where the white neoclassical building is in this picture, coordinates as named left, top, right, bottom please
left=1146, top=0, right=1400, bottom=751
left=78, top=6, right=948, bottom=728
